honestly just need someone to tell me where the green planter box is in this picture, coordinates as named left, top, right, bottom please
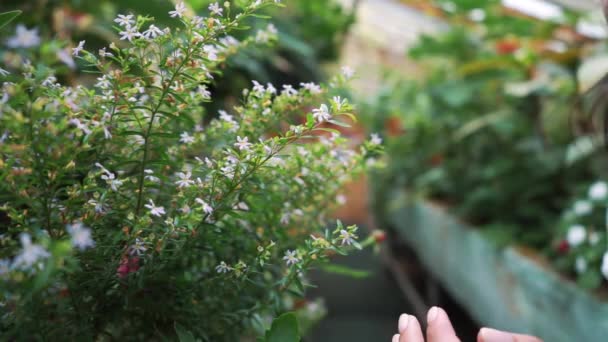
left=378, top=188, right=608, bottom=341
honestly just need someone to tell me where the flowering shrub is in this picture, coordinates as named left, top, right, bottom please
left=554, top=181, right=608, bottom=289
left=0, top=2, right=380, bottom=340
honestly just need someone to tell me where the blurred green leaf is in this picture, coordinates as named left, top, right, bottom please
left=262, top=312, right=300, bottom=342
left=0, top=10, right=21, bottom=30
left=320, top=264, right=371, bottom=279
left=175, top=323, right=196, bottom=342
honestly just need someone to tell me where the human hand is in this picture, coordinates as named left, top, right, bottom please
left=392, top=307, right=542, bottom=342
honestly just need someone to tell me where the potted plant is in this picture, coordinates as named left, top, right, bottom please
left=0, top=2, right=381, bottom=340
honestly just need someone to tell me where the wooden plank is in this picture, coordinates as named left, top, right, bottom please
left=380, top=188, right=608, bottom=341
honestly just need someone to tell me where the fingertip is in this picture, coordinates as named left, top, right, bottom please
left=427, top=306, right=439, bottom=324
left=478, top=327, right=543, bottom=342
left=399, top=314, right=424, bottom=342
left=478, top=328, right=515, bottom=342
left=392, top=334, right=400, bottom=342
left=426, top=306, right=460, bottom=342
left=398, top=313, right=410, bottom=333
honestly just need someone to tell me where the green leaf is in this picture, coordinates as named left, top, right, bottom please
left=577, top=270, right=602, bottom=290
left=306, top=113, right=315, bottom=129
left=314, top=127, right=340, bottom=135
left=327, top=120, right=351, bottom=128
left=0, top=10, right=21, bottom=30
left=320, top=264, right=371, bottom=279
left=174, top=323, right=196, bottom=342
left=263, top=312, right=300, bottom=342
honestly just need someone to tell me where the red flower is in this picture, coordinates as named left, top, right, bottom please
left=557, top=240, right=569, bottom=254
left=430, top=154, right=444, bottom=166
left=495, top=39, right=520, bottom=55
left=372, top=230, right=387, bottom=243
left=117, top=256, right=140, bottom=279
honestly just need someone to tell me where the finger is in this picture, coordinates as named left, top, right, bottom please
left=478, top=328, right=543, bottom=342
left=397, top=313, right=424, bottom=342
left=426, top=306, right=460, bottom=342
left=392, top=334, right=400, bottom=342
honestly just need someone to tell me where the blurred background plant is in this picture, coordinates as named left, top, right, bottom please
left=365, top=0, right=608, bottom=250
left=0, top=0, right=354, bottom=113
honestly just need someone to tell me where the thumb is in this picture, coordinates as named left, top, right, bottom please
left=478, top=328, right=543, bottom=342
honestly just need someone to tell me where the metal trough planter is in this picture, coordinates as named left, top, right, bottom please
left=377, top=188, right=608, bottom=341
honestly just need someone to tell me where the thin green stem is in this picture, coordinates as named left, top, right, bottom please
left=135, top=46, right=194, bottom=216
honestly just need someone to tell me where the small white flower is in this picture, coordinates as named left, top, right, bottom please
left=209, top=2, right=223, bottom=16
left=252, top=80, right=265, bottom=94
left=41, top=75, right=58, bottom=88
left=283, top=250, right=300, bottom=266
left=573, top=200, right=593, bottom=216
left=114, top=14, right=135, bottom=27
left=175, top=171, right=195, bottom=188
left=87, top=199, right=107, bottom=213
left=266, top=83, right=277, bottom=94
left=336, top=194, right=347, bottom=205
left=95, top=75, right=112, bottom=90
left=179, top=132, right=195, bottom=144
left=312, top=104, right=332, bottom=123
left=145, top=199, right=165, bottom=217
left=7, top=25, right=41, bottom=48
left=341, top=66, right=355, bottom=79
left=57, top=49, right=76, bottom=69
left=339, top=229, right=355, bottom=246
left=234, top=136, right=252, bottom=151
left=143, top=25, right=164, bottom=39
left=469, top=8, right=486, bottom=22
left=332, top=96, right=346, bottom=111
left=72, top=40, right=85, bottom=56
left=69, top=118, right=92, bottom=135
left=575, top=256, right=587, bottom=274
left=195, top=198, right=213, bottom=214
left=67, top=222, right=95, bottom=250
left=119, top=26, right=141, bottom=42
left=301, top=82, right=321, bottom=94
left=589, top=181, right=608, bottom=201
left=370, top=133, right=382, bottom=145
left=129, top=238, right=147, bottom=256
left=235, top=202, right=249, bottom=211
left=203, top=45, right=219, bottom=61
left=280, top=212, right=290, bottom=225
left=602, top=251, right=608, bottom=281
left=12, top=233, right=50, bottom=270
left=281, top=84, right=297, bottom=96
left=266, top=23, right=278, bottom=35
left=567, top=225, right=586, bottom=247
left=95, top=162, right=123, bottom=191
left=216, top=261, right=231, bottom=273
left=170, top=2, right=187, bottom=18
left=197, top=85, right=211, bottom=99
left=221, top=164, right=235, bottom=179
left=98, top=47, right=113, bottom=58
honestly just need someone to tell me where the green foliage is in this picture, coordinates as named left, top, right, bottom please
left=259, top=312, right=301, bottom=342
left=0, top=0, right=354, bottom=114
left=0, top=1, right=380, bottom=340
left=0, top=10, right=21, bottom=30
left=367, top=0, right=607, bottom=250
left=551, top=181, right=608, bottom=290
